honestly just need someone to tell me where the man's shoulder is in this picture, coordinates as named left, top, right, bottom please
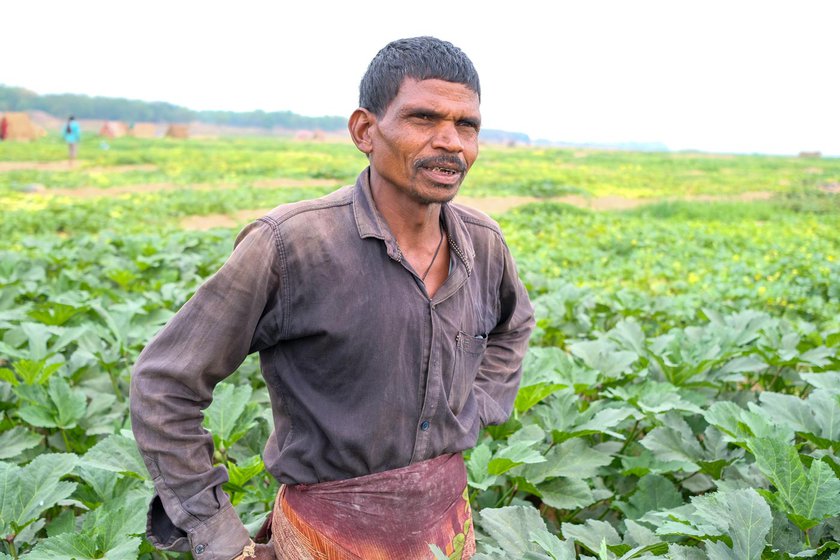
left=259, top=184, right=355, bottom=228
left=448, top=201, right=503, bottom=239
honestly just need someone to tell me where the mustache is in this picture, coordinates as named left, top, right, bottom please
left=414, top=155, right=467, bottom=173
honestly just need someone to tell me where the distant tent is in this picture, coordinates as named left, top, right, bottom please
left=100, top=121, right=128, bottom=138
left=130, top=123, right=157, bottom=138
left=294, top=130, right=316, bottom=141
left=1, top=112, right=44, bottom=141
left=165, top=124, right=189, bottom=139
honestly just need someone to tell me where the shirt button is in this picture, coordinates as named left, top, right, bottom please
left=420, top=420, right=430, bottom=431
left=195, top=544, right=206, bottom=555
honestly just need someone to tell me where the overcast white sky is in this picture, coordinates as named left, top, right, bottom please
left=5, top=1, right=839, bottom=155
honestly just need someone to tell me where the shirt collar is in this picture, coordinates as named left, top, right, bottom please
left=352, top=167, right=475, bottom=275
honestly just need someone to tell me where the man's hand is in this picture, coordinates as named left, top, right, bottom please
left=253, top=543, right=276, bottom=559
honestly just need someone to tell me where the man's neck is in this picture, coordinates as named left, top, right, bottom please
left=369, top=182, right=442, bottom=252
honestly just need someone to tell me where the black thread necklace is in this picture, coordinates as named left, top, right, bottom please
left=420, top=221, right=445, bottom=282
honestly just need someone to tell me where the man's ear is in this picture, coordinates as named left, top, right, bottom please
left=348, top=108, right=375, bottom=155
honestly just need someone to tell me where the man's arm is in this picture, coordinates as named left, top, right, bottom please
left=130, top=221, right=282, bottom=559
left=474, top=242, right=535, bottom=426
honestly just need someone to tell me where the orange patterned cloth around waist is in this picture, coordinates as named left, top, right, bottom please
left=270, top=453, right=475, bottom=560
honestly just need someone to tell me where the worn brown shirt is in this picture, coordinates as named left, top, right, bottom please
left=129, top=169, right=535, bottom=559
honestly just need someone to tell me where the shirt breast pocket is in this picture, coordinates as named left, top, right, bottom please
left=448, top=331, right=488, bottom=415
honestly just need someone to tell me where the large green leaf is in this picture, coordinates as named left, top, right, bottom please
left=488, top=428, right=547, bottom=476
left=79, top=433, right=148, bottom=479
left=705, top=401, right=794, bottom=444
left=607, top=382, right=703, bottom=416
left=615, top=474, right=684, bottom=520
left=799, top=346, right=835, bottom=367
left=561, top=519, right=621, bottom=554
left=30, top=494, right=146, bottom=557
left=518, top=437, right=612, bottom=484
left=808, top=390, right=840, bottom=442
left=648, top=488, right=770, bottom=558
left=0, top=453, right=78, bottom=535
left=28, top=534, right=141, bottom=560
left=700, top=489, right=772, bottom=560
left=477, top=505, right=556, bottom=558
left=666, top=544, right=707, bottom=559
left=227, top=455, right=265, bottom=489
left=749, top=437, right=840, bottom=530
left=538, top=477, right=595, bottom=510
left=569, top=339, right=637, bottom=379
left=535, top=390, right=635, bottom=443
left=0, top=359, right=62, bottom=386
left=639, top=414, right=704, bottom=471
left=515, top=382, right=567, bottom=414
left=27, top=301, right=89, bottom=327
left=0, top=427, right=43, bottom=460
left=623, top=520, right=658, bottom=547
left=757, top=392, right=820, bottom=435
left=800, top=371, right=840, bottom=393
left=203, top=382, right=260, bottom=449
left=530, top=530, right=576, bottom=560
left=570, top=406, right=635, bottom=439
left=466, top=444, right=498, bottom=490
left=16, top=376, right=87, bottom=429
left=606, top=318, right=646, bottom=357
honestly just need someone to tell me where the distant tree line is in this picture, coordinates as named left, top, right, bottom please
left=0, top=84, right=346, bottom=131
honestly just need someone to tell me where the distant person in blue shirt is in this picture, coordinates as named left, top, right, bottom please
left=63, top=116, right=81, bottom=165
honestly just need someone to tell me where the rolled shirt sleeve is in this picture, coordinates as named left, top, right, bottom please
left=474, top=241, right=535, bottom=426
left=130, top=221, right=281, bottom=557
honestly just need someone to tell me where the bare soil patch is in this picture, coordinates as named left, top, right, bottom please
left=0, top=161, right=158, bottom=173
left=691, top=191, right=774, bottom=202
left=181, top=208, right=275, bottom=230
left=253, top=178, right=339, bottom=188
left=670, top=152, right=736, bottom=160
left=28, top=178, right=339, bottom=199
left=180, top=191, right=778, bottom=230
left=455, top=196, right=542, bottom=214
left=56, top=183, right=175, bottom=198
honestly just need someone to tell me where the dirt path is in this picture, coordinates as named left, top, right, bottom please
left=180, top=191, right=776, bottom=230
left=28, top=177, right=340, bottom=199
left=181, top=209, right=275, bottom=230
left=0, top=161, right=159, bottom=173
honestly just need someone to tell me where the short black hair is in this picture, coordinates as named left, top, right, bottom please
left=359, top=36, right=480, bottom=117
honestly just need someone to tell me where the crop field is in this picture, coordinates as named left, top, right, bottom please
left=1, top=135, right=840, bottom=559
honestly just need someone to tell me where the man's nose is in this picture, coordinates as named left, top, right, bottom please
left=431, top=122, right=464, bottom=152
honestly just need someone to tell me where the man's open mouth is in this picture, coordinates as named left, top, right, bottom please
left=427, top=166, right=459, bottom=176
left=416, top=156, right=467, bottom=177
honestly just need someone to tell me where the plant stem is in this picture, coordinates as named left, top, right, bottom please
left=619, top=420, right=640, bottom=454
left=505, top=483, right=519, bottom=506
left=107, top=366, right=126, bottom=402
left=468, top=488, right=479, bottom=506
left=494, top=484, right=518, bottom=508
left=60, top=428, right=72, bottom=452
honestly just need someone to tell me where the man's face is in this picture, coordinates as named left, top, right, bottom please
left=366, top=78, right=481, bottom=205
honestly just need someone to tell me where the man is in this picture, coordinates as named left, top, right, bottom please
left=130, top=36, right=534, bottom=560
